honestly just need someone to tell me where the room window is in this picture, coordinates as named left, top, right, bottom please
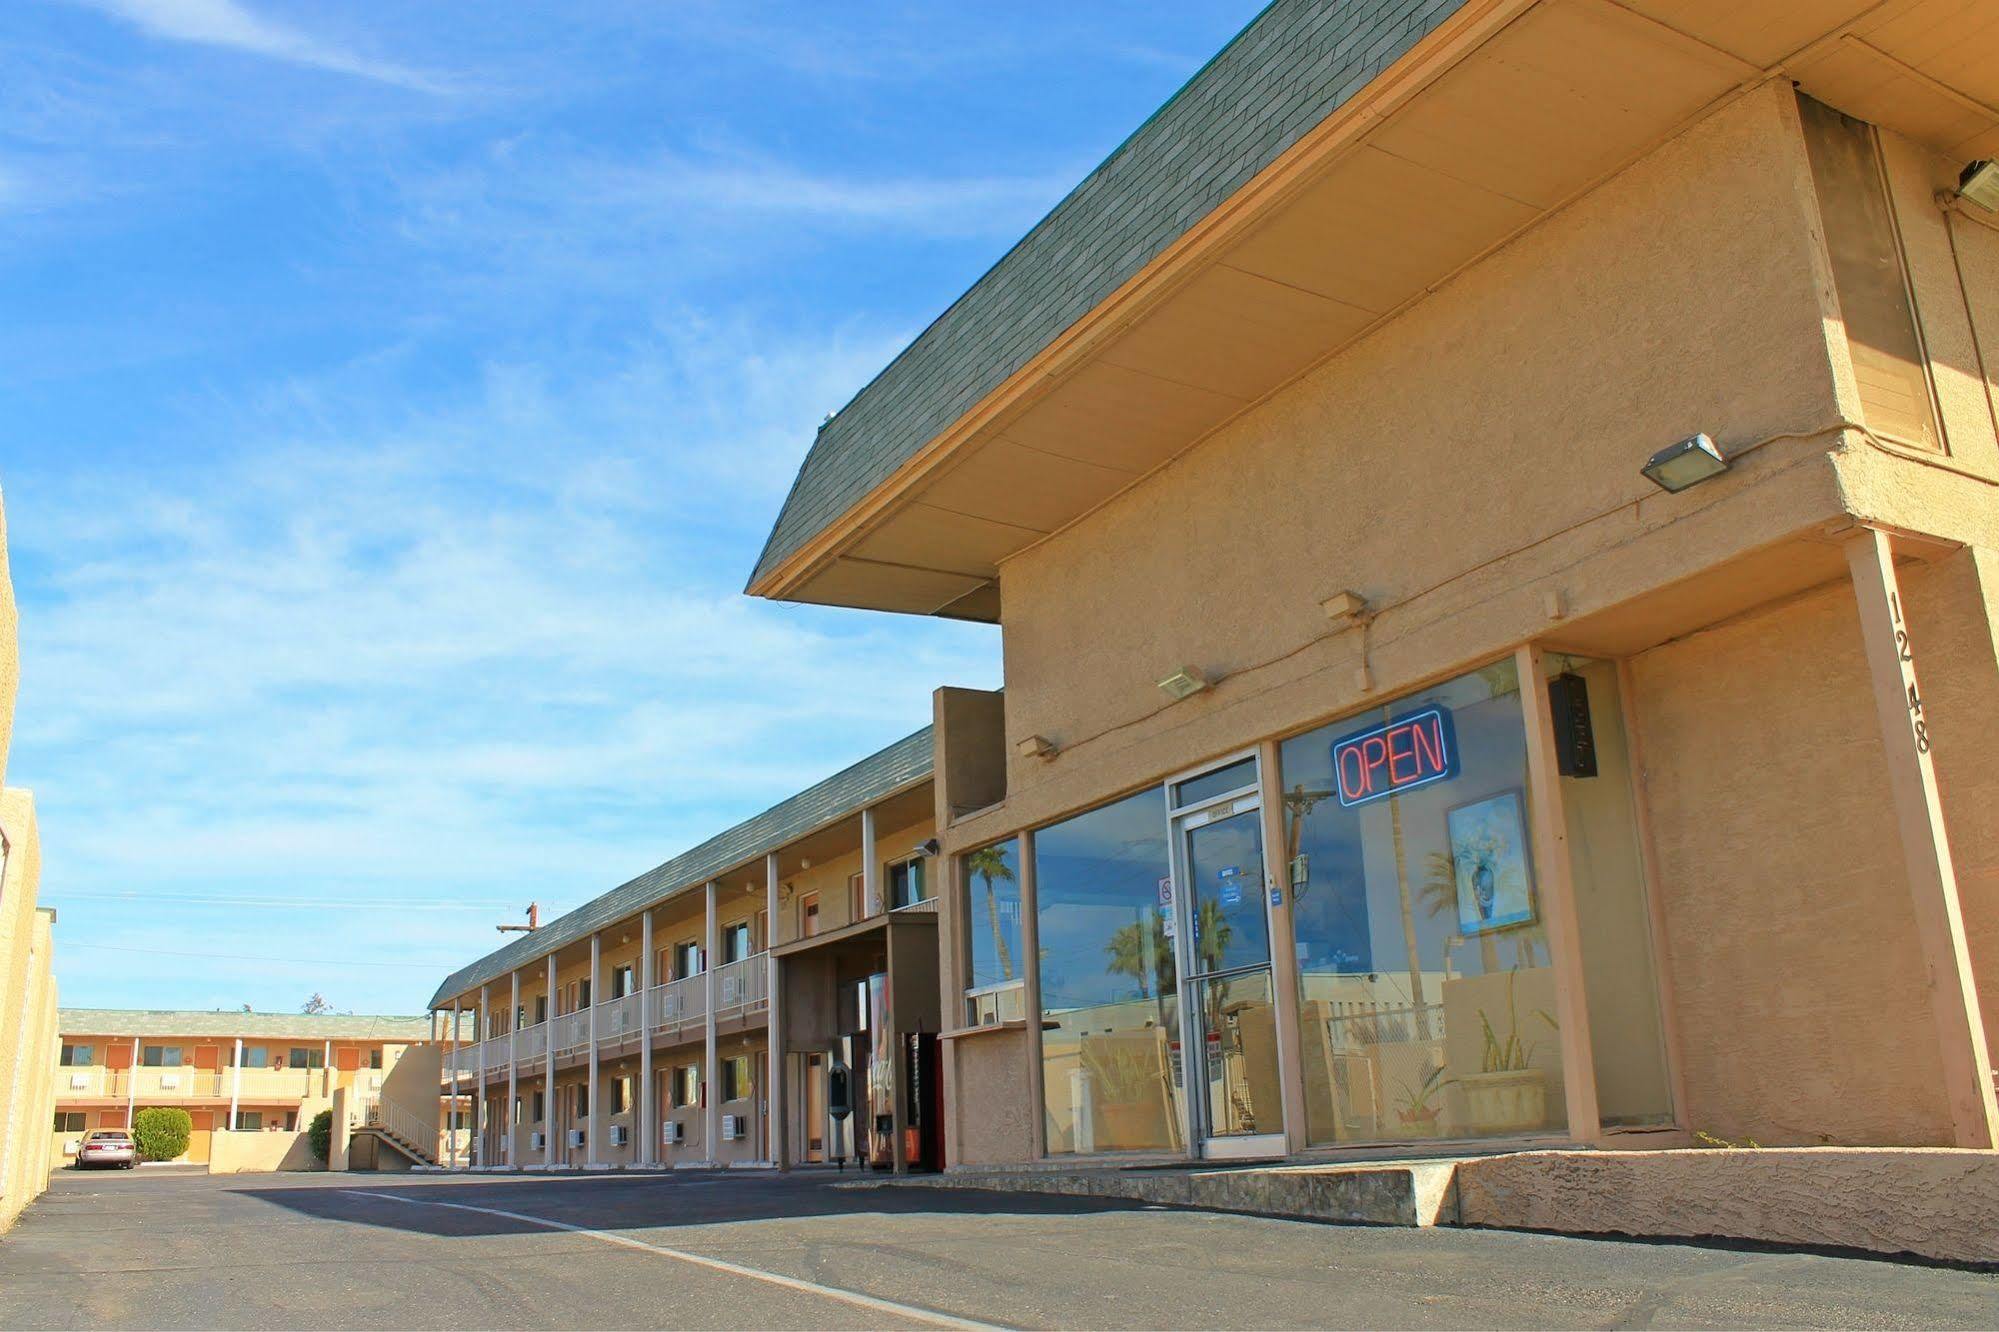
left=799, top=895, right=820, bottom=938
left=369, top=1049, right=383, bottom=1070
left=54, top=1112, right=86, bottom=1133
left=575, top=1083, right=589, bottom=1119
left=234, top=1111, right=262, bottom=1131
left=962, top=838, right=1025, bottom=1026
left=848, top=872, right=866, bottom=920
left=610, top=1076, right=631, bottom=1114
left=673, top=941, right=702, bottom=979
left=534, top=995, right=549, bottom=1024
left=672, top=1064, right=699, bottom=1109
left=611, top=964, right=636, bottom=999
left=288, top=1047, right=325, bottom=1069
left=889, top=857, right=929, bottom=910
left=233, top=1045, right=268, bottom=1068
left=59, top=1043, right=93, bottom=1067
left=531, top=1090, right=546, bottom=1122
left=141, top=1045, right=183, bottom=1068
left=579, top=978, right=592, bottom=1008
left=721, top=921, right=752, bottom=965
left=720, top=1055, right=752, bottom=1103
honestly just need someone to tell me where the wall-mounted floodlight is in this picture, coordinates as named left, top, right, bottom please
left=1958, top=160, right=1999, bottom=211
left=1156, top=666, right=1210, bottom=701
left=1641, top=433, right=1729, bottom=493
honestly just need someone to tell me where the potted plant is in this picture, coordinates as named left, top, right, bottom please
left=1080, top=1043, right=1168, bottom=1147
left=1458, top=973, right=1556, bottom=1134
left=1392, top=1062, right=1447, bottom=1137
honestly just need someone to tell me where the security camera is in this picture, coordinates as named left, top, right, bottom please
left=914, top=838, right=940, bottom=857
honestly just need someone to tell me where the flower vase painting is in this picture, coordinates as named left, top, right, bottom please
left=1445, top=789, right=1536, bottom=935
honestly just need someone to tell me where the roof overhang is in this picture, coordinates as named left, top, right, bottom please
left=750, top=0, right=1999, bottom=618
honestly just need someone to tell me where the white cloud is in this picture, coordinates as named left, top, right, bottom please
left=77, top=0, right=448, bottom=92
left=9, top=323, right=997, bottom=1012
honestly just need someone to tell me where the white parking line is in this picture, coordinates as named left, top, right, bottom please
left=344, top=1189, right=996, bottom=1330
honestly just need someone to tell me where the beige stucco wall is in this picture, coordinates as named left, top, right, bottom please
left=1630, top=576, right=1953, bottom=1145
left=208, top=1127, right=318, bottom=1174
left=929, top=87, right=1999, bottom=1162
left=0, top=791, right=54, bottom=1231
left=0, top=484, right=18, bottom=789
left=959, top=86, right=1850, bottom=851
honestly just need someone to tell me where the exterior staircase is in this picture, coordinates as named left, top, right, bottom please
left=352, top=1099, right=441, bottom=1169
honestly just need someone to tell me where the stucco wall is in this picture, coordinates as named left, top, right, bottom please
left=0, top=791, right=53, bottom=1232
left=947, top=1027, right=1036, bottom=1166
left=208, top=1128, right=318, bottom=1175
left=1629, top=577, right=1952, bottom=1145
left=966, top=86, right=1849, bottom=851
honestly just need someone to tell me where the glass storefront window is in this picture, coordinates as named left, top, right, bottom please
left=1172, top=757, right=1257, bottom=809
left=1034, top=786, right=1184, bottom=1155
left=1279, top=658, right=1569, bottom=1146
left=963, top=838, right=1024, bottom=1024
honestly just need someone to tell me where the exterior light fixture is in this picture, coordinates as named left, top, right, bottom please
left=1641, top=433, right=1729, bottom=493
left=914, top=838, right=940, bottom=857
left=1958, top=160, right=1999, bottom=211
left=1016, top=734, right=1057, bottom=761
left=1156, top=666, right=1210, bottom=701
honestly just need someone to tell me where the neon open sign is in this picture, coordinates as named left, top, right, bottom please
left=1332, top=706, right=1458, bottom=807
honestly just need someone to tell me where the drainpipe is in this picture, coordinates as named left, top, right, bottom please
left=447, top=1003, right=460, bottom=1168
left=507, top=971, right=519, bottom=1168
left=230, top=1039, right=242, bottom=1132
left=586, top=933, right=602, bottom=1168
left=640, top=911, right=654, bottom=1168
left=476, top=984, right=489, bottom=1169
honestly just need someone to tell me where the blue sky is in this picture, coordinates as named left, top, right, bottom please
left=0, top=1, right=1261, bottom=1015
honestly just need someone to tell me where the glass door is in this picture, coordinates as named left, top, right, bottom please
left=1168, top=754, right=1285, bottom=1158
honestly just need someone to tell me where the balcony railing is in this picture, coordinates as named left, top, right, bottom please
left=649, top=974, right=705, bottom=1034
left=68, top=1067, right=341, bottom=1101
left=516, top=1021, right=548, bottom=1062
left=597, top=991, right=643, bottom=1042
left=553, top=1007, right=589, bottom=1054
left=713, top=956, right=768, bottom=1017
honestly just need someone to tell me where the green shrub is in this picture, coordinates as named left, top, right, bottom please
left=308, top=1108, right=334, bottom=1163
left=132, top=1107, right=192, bottom=1162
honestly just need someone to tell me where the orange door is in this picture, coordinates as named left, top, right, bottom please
left=106, top=1041, right=133, bottom=1070
left=337, top=1046, right=362, bottom=1072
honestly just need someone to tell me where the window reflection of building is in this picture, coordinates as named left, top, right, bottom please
left=1280, top=659, right=1566, bottom=1146
left=1033, top=787, right=1184, bottom=1155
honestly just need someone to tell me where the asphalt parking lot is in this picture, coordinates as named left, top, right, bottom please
left=2, top=1166, right=1994, bottom=1330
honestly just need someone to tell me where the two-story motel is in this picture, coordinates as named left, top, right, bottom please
left=428, top=728, right=942, bottom=1171
left=51, top=1010, right=435, bottom=1167
left=427, top=0, right=1999, bottom=1178
left=740, top=0, right=1999, bottom=1171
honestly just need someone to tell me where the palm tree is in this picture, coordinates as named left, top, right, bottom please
left=966, top=845, right=1016, bottom=982
left=1105, top=912, right=1174, bottom=999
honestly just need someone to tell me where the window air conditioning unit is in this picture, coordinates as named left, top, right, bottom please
left=609, top=1124, right=628, bottom=1147
left=160, top=1074, right=180, bottom=1089
left=721, top=1114, right=742, bottom=1142
left=663, top=1120, right=684, bottom=1145
left=69, top=1074, right=88, bottom=1090
left=567, top=1129, right=586, bottom=1149
left=529, top=1131, right=546, bottom=1150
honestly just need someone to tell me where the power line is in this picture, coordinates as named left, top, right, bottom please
left=65, top=942, right=456, bottom=970
left=48, top=891, right=517, bottom=912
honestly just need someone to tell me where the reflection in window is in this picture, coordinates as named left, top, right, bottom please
left=1278, top=659, right=1568, bottom=1146
left=963, top=839, right=1024, bottom=1024
left=1035, top=787, right=1183, bottom=1155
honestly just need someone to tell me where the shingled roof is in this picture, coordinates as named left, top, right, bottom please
left=428, top=725, right=934, bottom=1008
left=59, top=1009, right=436, bottom=1042
left=749, top=0, right=1468, bottom=589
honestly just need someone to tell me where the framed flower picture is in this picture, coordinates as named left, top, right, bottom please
left=1444, top=788, right=1536, bottom=935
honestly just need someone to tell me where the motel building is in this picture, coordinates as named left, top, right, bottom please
left=50, top=1010, right=435, bottom=1168
left=429, top=729, right=944, bottom=1172
left=737, top=0, right=1999, bottom=1174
